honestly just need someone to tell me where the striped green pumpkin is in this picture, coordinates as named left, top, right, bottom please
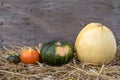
left=40, top=41, right=74, bottom=65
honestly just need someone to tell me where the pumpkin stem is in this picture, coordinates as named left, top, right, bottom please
left=11, top=52, right=17, bottom=56
left=28, top=47, right=32, bottom=52
left=96, top=23, right=103, bottom=27
left=55, top=41, right=61, bottom=46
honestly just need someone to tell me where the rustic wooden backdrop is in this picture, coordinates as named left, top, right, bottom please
left=0, top=0, right=120, bottom=47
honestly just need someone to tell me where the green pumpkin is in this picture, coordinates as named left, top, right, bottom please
left=40, top=41, right=74, bottom=65
left=7, top=53, right=20, bottom=64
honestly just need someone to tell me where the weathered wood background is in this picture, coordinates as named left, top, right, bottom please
left=0, top=0, right=120, bottom=47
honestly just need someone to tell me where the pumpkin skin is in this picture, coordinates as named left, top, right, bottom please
left=40, top=41, right=74, bottom=65
left=7, top=53, right=20, bottom=64
left=20, top=48, right=40, bottom=64
left=75, top=23, right=116, bottom=65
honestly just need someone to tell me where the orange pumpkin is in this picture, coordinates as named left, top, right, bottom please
left=20, top=48, right=40, bottom=64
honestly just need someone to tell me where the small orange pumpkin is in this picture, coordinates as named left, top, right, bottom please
left=20, top=48, right=40, bottom=64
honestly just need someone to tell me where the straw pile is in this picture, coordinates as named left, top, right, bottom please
left=0, top=45, right=120, bottom=80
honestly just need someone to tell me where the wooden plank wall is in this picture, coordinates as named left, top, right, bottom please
left=0, top=0, right=120, bottom=47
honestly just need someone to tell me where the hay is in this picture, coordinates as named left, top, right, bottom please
left=0, top=45, right=120, bottom=80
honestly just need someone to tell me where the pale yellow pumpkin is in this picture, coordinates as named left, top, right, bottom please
left=75, top=23, right=116, bottom=65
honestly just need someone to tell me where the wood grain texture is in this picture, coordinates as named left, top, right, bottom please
left=0, top=0, right=120, bottom=47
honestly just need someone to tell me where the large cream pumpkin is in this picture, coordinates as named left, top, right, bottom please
left=75, top=23, right=116, bottom=65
